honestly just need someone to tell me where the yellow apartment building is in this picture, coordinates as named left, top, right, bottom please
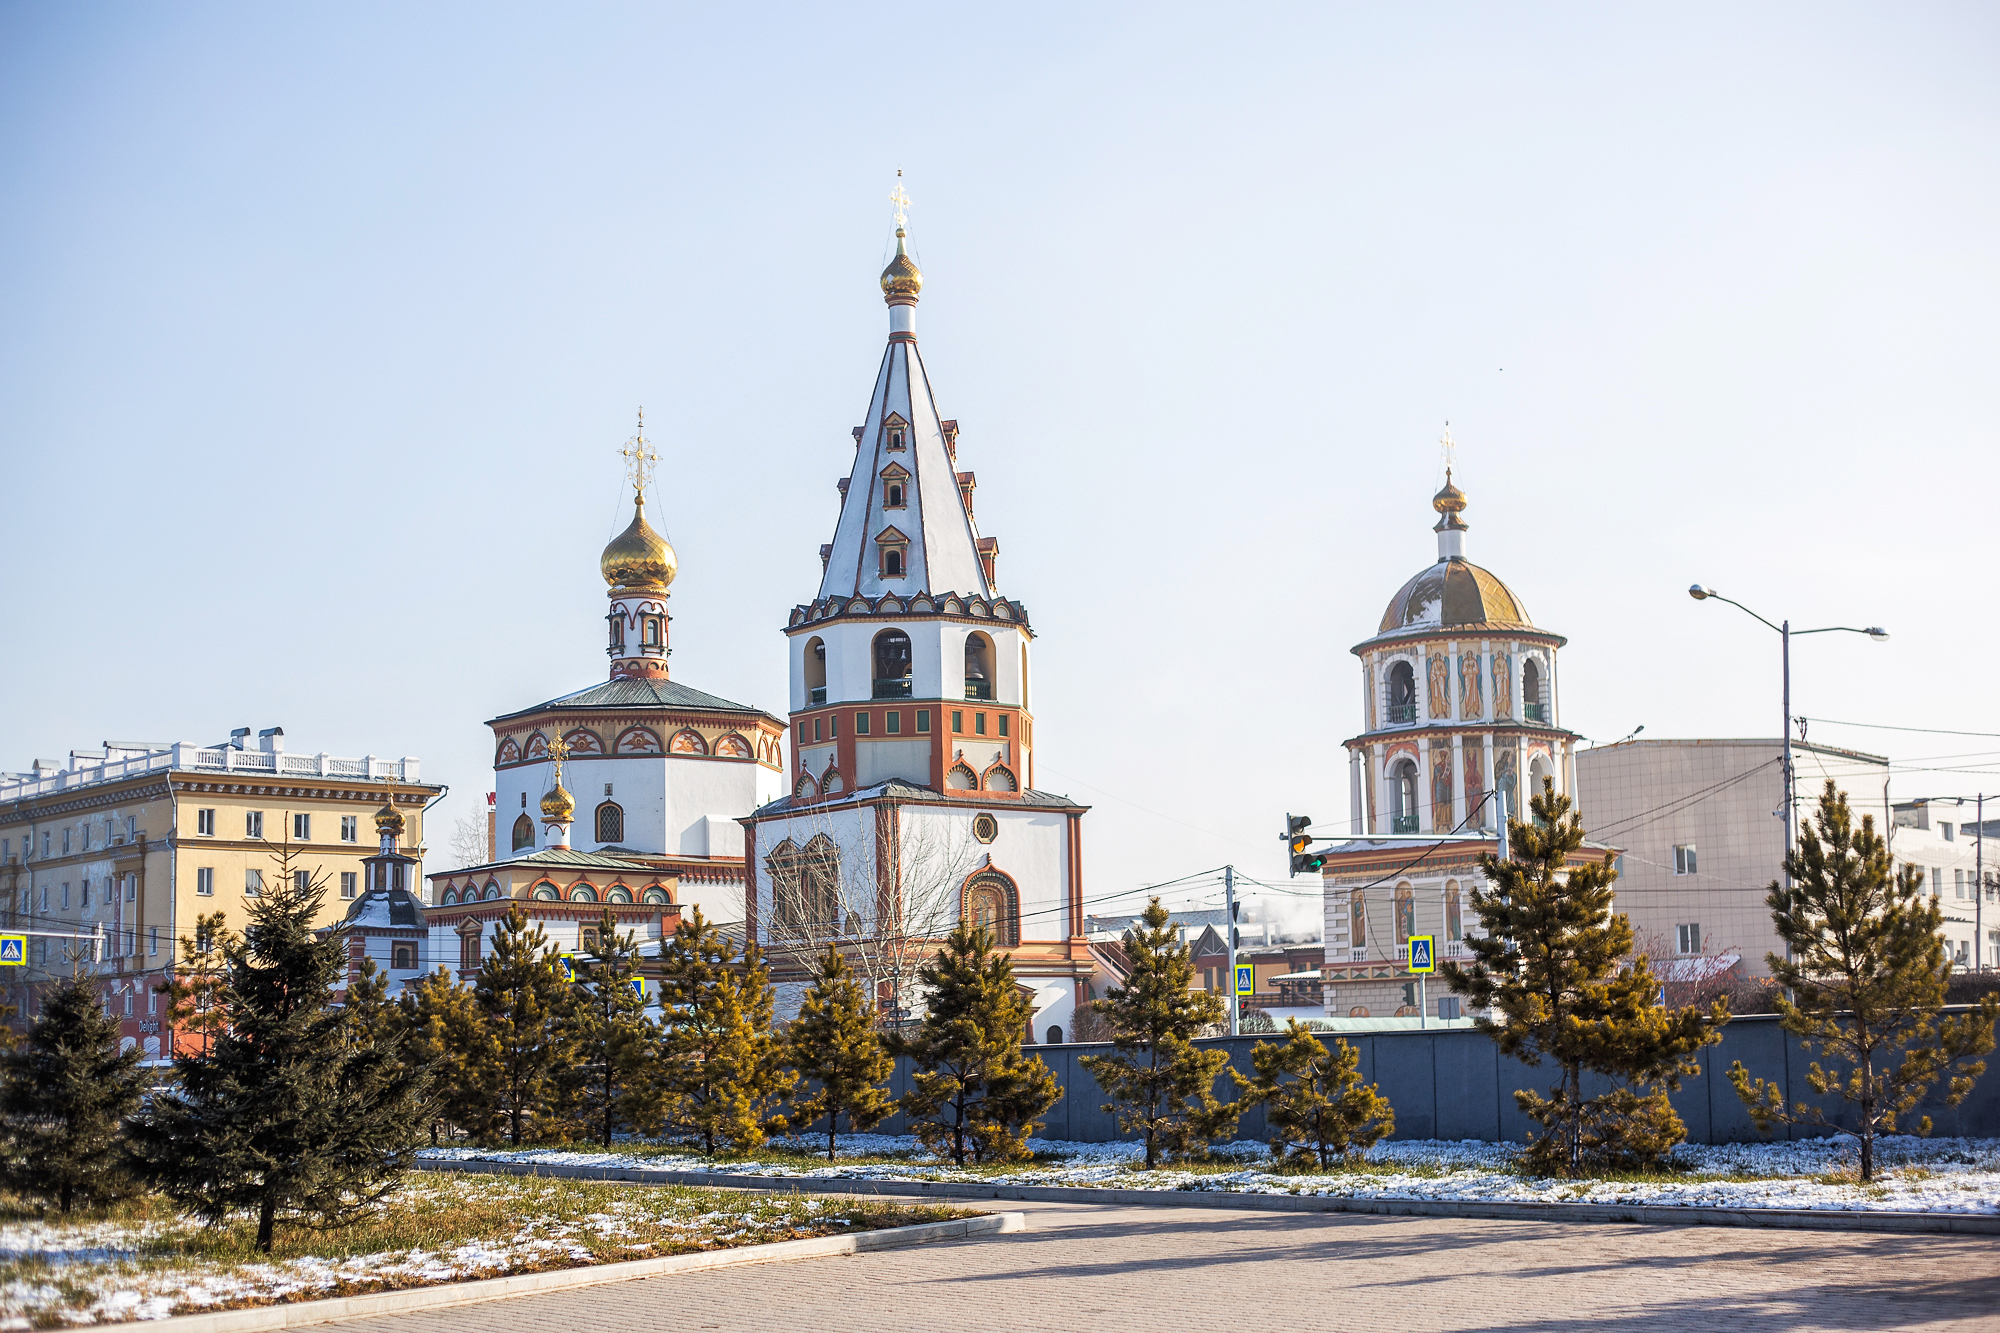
left=0, top=728, right=439, bottom=1058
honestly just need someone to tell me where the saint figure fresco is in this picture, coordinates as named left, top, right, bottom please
left=1459, top=650, right=1483, bottom=718
left=1428, top=654, right=1452, bottom=720
left=1492, top=652, right=1514, bottom=720
left=1431, top=742, right=1454, bottom=830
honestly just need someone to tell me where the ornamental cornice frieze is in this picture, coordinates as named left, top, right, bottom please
left=785, top=590, right=1034, bottom=638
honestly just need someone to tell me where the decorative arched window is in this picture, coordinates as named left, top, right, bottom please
left=982, top=763, right=1017, bottom=793
left=945, top=762, right=978, bottom=790
left=1386, top=661, right=1417, bottom=724
left=1046, top=1025, right=1064, bottom=1045
left=670, top=729, right=708, bottom=755
left=605, top=885, right=633, bottom=904
left=495, top=737, right=522, bottom=765
left=768, top=835, right=840, bottom=935
left=642, top=886, right=670, bottom=905
left=875, top=527, right=910, bottom=580
left=563, top=728, right=604, bottom=756
left=607, top=610, right=624, bottom=652
left=1390, top=759, right=1420, bottom=833
left=795, top=773, right=820, bottom=800
left=1349, top=1006, right=1371, bottom=1018
left=715, top=733, right=752, bottom=759
left=484, top=881, right=502, bottom=901
left=1523, top=658, right=1545, bottom=722
left=615, top=727, right=664, bottom=756
left=596, top=801, right=623, bottom=844
left=532, top=883, right=559, bottom=901
left=441, top=887, right=459, bottom=906
left=964, top=632, right=995, bottom=700
left=642, top=616, right=662, bottom=647
left=570, top=885, right=598, bottom=903
left=511, top=814, right=536, bottom=852
left=872, top=629, right=912, bottom=698
left=962, top=870, right=1020, bottom=947
left=804, top=636, right=827, bottom=705
left=523, top=732, right=550, bottom=760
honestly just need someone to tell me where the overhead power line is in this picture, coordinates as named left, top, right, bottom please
left=1799, top=717, right=2000, bottom=740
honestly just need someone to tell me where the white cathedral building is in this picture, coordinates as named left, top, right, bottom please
left=741, top=198, right=1093, bottom=1041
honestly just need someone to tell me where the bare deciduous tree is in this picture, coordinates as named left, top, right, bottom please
left=446, top=813, right=490, bottom=870
left=762, top=799, right=984, bottom=1023
left=1627, top=927, right=1744, bottom=1012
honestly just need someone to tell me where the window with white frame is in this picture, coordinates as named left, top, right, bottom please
left=1933, top=867, right=1944, bottom=896
left=341, top=871, right=357, bottom=899
left=1956, top=869, right=1967, bottom=899
left=293, top=813, right=311, bottom=841
left=245, top=869, right=263, bottom=896
left=1676, top=923, right=1702, bottom=955
left=197, top=868, right=214, bottom=896
left=293, top=870, right=311, bottom=893
left=196, top=808, right=216, bottom=836
left=246, top=811, right=264, bottom=839
left=1673, top=844, right=1698, bottom=875
left=341, top=815, right=358, bottom=842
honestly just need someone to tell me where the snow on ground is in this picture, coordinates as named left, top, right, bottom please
left=0, top=1177, right=857, bottom=1327
left=422, top=1133, right=2000, bottom=1215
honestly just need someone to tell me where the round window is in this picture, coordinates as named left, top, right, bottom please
left=971, top=813, right=999, bottom=844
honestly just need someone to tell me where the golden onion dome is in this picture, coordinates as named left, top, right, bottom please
left=600, top=496, right=678, bottom=589
left=374, top=801, right=405, bottom=838
left=1432, top=470, right=1467, bottom=519
left=880, top=227, right=922, bottom=302
left=540, top=782, right=575, bottom=823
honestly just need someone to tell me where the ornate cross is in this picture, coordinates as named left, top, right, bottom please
left=619, top=409, right=659, bottom=501
left=890, top=170, right=911, bottom=231
left=547, top=732, right=570, bottom=784
left=1440, top=422, right=1457, bottom=483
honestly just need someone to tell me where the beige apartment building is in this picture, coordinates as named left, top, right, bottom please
left=1574, top=737, right=1893, bottom=979
left=0, top=728, right=438, bottom=1057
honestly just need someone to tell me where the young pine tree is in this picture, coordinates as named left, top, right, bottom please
left=399, top=965, right=498, bottom=1145
left=1233, top=1022, right=1393, bottom=1169
left=1079, top=897, right=1236, bottom=1167
left=470, top=906, right=580, bottom=1146
left=889, top=922, right=1060, bottom=1166
left=1, top=971, right=147, bottom=1213
left=654, top=908, right=794, bottom=1154
left=1441, top=779, right=1724, bottom=1176
left=1730, top=781, right=1999, bottom=1182
left=134, top=847, right=429, bottom=1252
left=788, top=944, right=895, bottom=1160
left=572, top=911, right=659, bottom=1146
left=157, top=911, right=236, bottom=1059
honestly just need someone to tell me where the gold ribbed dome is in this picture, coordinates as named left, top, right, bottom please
left=880, top=227, right=922, bottom=302
left=374, top=801, right=405, bottom=838
left=1432, top=469, right=1467, bottom=519
left=600, top=496, right=677, bottom=589
left=540, top=782, right=575, bottom=823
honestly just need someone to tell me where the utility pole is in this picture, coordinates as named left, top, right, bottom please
left=1224, top=864, right=1238, bottom=1037
left=1979, top=793, right=1986, bottom=973
left=1781, top=620, right=1795, bottom=885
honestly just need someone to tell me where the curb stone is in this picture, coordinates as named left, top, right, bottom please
left=136, top=1211, right=1025, bottom=1333
left=416, top=1157, right=2000, bottom=1237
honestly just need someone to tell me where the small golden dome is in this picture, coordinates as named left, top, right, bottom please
left=880, top=228, right=922, bottom=302
left=1432, top=470, right=1467, bottom=518
left=374, top=801, right=405, bottom=837
left=600, top=496, right=677, bottom=589
left=540, top=782, right=575, bottom=822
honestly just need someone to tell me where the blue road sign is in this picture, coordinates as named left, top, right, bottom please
left=1408, top=935, right=1436, bottom=974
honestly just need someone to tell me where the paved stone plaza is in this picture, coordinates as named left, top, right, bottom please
left=336, top=1196, right=2000, bottom=1332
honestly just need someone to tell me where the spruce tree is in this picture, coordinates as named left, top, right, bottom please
left=573, top=911, right=658, bottom=1146
left=158, top=911, right=236, bottom=1059
left=654, top=908, right=795, bottom=1153
left=788, top=944, right=894, bottom=1160
left=1442, top=779, right=1725, bottom=1175
left=399, top=965, right=497, bottom=1145
left=133, top=846, right=429, bottom=1251
left=1729, top=781, right=2000, bottom=1181
left=1, top=970, right=147, bottom=1213
left=1233, top=1022, right=1393, bottom=1169
left=1078, top=897, right=1235, bottom=1167
left=888, top=922, right=1060, bottom=1166
left=470, top=906, right=580, bottom=1146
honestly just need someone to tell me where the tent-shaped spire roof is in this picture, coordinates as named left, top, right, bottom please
left=817, top=191, right=992, bottom=602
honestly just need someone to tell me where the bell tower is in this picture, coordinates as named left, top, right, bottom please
left=602, top=413, right=678, bottom=681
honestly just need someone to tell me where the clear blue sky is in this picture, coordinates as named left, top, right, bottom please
left=3, top=3, right=1995, bottom=917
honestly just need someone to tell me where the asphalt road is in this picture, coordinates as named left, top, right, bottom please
left=331, top=1195, right=2000, bottom=1332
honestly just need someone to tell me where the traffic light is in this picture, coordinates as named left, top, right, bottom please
left=1283, top=813, right=1323, bottom=877
left=1401, top=981, right=1419, bottom=1008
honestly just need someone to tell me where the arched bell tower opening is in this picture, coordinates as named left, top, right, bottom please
left=1386, top=661, right=1417, bottom=724
left=964, top=632, right=995, bottom=701
left=1389, top=759, right=1420, bottom=833
left=804, top=636, right=827, bottom=705
left=1523, top=658, right=1544, bottom=723
left=873, top=629, right=913, bottom=699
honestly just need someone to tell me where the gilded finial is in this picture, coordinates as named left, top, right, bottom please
left=539, top=732, right=575, bottom=823
left=619, top=409, right=659, bottom=503
left=1432, top=423, right=1468, bottom=531
left=890, top=168, right=910, bottom=234
left=880, top=171, right=923, bottom=304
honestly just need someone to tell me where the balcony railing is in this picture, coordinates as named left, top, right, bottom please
left=872, top=678, right=912, bottom=699
left=809, top=686, right=826, bottom=705
left=964, top=681, right=992, bottom=701
left=1524, top=702, right=1546, bottom=722
left=1386, top=702, right=1417, bottom=724
left=0, top=745, right=421, bottom=801
left=1391, top=814, right=1419, bottom=834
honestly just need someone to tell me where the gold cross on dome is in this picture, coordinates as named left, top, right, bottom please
left=619, top=409, right=659, bottom=501
left=890, top=170, right=911, bottom=231
left=1440, top=422, right=1457, bottom=483
left=547, top=732, right=569, bottom=781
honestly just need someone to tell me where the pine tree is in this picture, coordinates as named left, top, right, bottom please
left=888, top=922, right=1060, bottom=1166
left=469, top=906, right=579, bottom=1146
left=654, top=908, right=795, bottom=1153
left=0, top=971, right=147, bottom=1213
left=1233, top=1022, right=1393, bottom=1169
left=133, top=842, right=430, bottom=1251
left=1078, top=897, right=1236, bottom=1167
left=788, top=944, right=894, bottom=1160
left=399, top=965, right=496, bottom=1145
left=157, top=911, right=236, bottom=1059
left=1729, top=781, right=2000, bottom=1182
left=1441, top=779, right=1725, bottom=1176
left=572, top=911, right=658, bottom=1146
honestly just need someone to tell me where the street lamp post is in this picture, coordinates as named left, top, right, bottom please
left=1687, top=585, right=1888, bottom=875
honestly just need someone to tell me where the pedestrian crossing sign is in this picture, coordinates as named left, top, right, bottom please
left=0, top=935, right=22, bottom=966
left=628, top=977, right=646, bottom=1001
left=556, top=954, right=576, bottom=982
left=1408, top=935, right=1436, bottom=974
left=1234, top=963, right=1254, bottom=996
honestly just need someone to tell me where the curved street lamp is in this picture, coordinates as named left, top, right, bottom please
left=1687, top=584, right=1888, bottom=875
